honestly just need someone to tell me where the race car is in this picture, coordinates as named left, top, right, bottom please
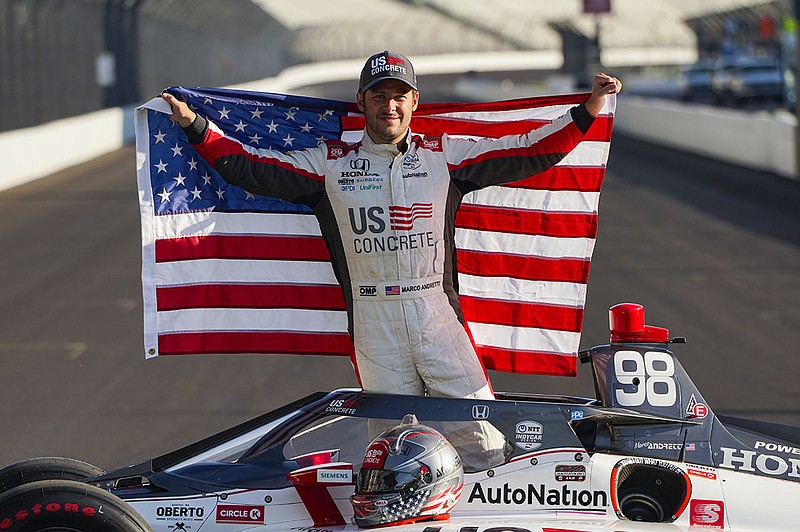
left=0, top=303, right=797, bottom=531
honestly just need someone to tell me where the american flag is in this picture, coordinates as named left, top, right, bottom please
left=389, top=203, right=434, bottom=230
left=135, top=86, right=615, bottom=377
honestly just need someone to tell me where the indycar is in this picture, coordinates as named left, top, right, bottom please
left=0, top=303, right=797, bottom=531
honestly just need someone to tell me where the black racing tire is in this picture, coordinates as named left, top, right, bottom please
left=0, top=479, right=152, bottom=531
left=0, top=457, right=105, bottom=494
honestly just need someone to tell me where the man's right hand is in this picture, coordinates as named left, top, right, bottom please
left=162, top=92, right=197, bottom=128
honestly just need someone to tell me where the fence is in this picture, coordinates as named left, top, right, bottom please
left=1, top=0, right=291, bottom=133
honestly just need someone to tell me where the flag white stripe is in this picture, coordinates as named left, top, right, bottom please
left=456, top=229, right=595, bottom=260
left=458, top=274, right=586, bottom=307
left=558, top=141, right=611, bottom=167
left=435, top=104, right=577, bottom=122
left=468, top=322, right=580, bottom=354
left=462, top=188, right=600, bottom=214
left=154, top=259, right=338, bottom=286
left=152, top=211, right=322, bottom=239
left=136, top=109, right=159, bottom=358
left=157, top=308, right=348, bottom=334
left=342, top=130, right=365, bottom=143
left=440, top=102, right=615, bottom=123
left=445, top=113, right=574, bottom=165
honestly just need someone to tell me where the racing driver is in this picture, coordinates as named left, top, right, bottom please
left=162, top=51, right=621, bottom=405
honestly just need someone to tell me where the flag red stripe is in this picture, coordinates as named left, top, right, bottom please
left=460, top=296, right=584, bottom=332
left=410, top=116, right=550, bottom=138
left=155, top=235, right=331, bottom=262
left=156, top=284, right=346, bottom=311
left=502, top=165, right=605, bottom=191
left=388, top=203, right=433, bottom=213
left=587, top=114, right=615, bottom=143
left=413, top=116, right=613, bottom=141
left=456, top=206, right=598, bottom=239
left=342, top=115, right=612, bottom=142
left=457, top=249, right=591, bottom=283
left=391, top=215, right=433, bottom=226
left=389, top=210, right=433, bottom=219
left=158, top=331, right=353, bottom=356
left=475, top=344, right=578, bottom=376
left=415, top=93, right=591, bottom=114
left=580, top=115, right=613, bottom=142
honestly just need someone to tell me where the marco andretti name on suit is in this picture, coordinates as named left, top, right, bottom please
left=467, top=482, right=607, bottom=508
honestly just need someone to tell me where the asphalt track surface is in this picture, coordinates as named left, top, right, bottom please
left=1, top=77, right=798, bottom=472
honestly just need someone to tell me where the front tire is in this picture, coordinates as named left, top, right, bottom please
left=0, top=457, right=104, bottom=494
left=0, top=480, right=151, bottom=531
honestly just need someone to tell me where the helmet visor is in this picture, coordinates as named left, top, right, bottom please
left=356, top=467, right=420, bottom=495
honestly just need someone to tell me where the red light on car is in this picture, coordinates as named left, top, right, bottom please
left=609, top=303, right=669, bottom=343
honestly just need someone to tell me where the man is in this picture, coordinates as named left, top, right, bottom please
left=162, top=51, right=621, bottom=402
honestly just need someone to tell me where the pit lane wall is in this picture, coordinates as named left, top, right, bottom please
left=2, top=58, right=798, bottom=193
left=613, top=97, right=797, bottom=179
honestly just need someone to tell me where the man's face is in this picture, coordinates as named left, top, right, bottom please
left=357, top=79, right=419, bottom=145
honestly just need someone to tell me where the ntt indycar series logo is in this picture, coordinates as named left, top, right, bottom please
left=515, top=420, right=543, bottom=450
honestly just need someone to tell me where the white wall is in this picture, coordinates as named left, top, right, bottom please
left=615, top=97, right=797, bottom=179
left=3, top=106, right=136, bottom=193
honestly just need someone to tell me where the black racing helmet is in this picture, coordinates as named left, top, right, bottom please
left=350, top=414, right=464, bottom=528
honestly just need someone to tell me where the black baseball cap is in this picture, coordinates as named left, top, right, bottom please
left=358, top=51, right=418, bottom=92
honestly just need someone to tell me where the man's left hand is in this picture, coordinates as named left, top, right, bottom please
left=585, top=73, right=622, bottom=117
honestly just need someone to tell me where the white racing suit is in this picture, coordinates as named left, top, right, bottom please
left=183, top=104, right=594, bottom=468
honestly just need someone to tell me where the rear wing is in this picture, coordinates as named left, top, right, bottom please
left=578, top=303, right=800, bottom=483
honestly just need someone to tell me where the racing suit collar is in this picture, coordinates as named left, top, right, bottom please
left=360, top=128, right=412, bottom=157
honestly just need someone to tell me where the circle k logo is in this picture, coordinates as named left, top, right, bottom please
left=215, top=505, right=264, bottom=525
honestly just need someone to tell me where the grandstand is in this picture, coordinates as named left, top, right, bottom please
left=251, top=0, right=783, bottom=67
left=250, top=0, right=515, bottom=62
